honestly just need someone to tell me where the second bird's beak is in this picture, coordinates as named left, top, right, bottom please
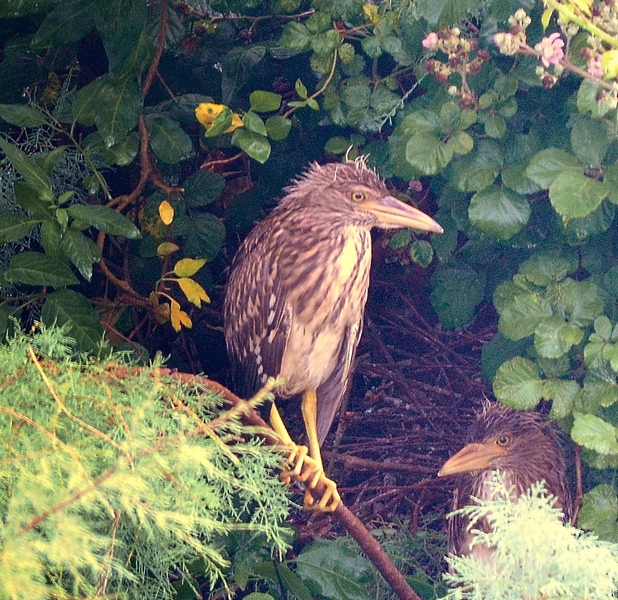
left=361, top=195, right=443, bottom=233
left=438, top=442, right=509, bottom=477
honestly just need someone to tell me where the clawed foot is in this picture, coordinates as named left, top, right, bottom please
left=280, top=445, right=341, bottom=512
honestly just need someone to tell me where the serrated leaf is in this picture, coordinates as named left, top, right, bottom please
left=405, top=132, right=453, bottom=175
left=578, top=484, right=618, bottom=541
left=493, top=356, right=543, bottom=410
left=184, top=170, right=226, bottom=208
left=430, top=266, right=485, bottom=328
left=534, top=314, right=583, bottom=358
left=525, top=148, right=581, bottom=189
left=295, top=540, right=372, bottom=600
left=231, top=128, right=271, bottom=164
left=67, top=205, right=140, bottom=238
left=469, top=187, right=530, bottom=240
left=0, top=103, right=48, bottom=127
left=570, top=116, right=610, bottom=167
left=545, top=379, right=579, bottom=419
left=498, top=293, right=553, bottom=341
left=549, top=168, right=608, bottom=220
left=0, top=213, right=38, bottom=243
left=177, top=277, right=210, bottom=307
left=519, top=252, right=577, bottom=286
left=0, top=137, right=54, bottom=202
left=249, top=91, right=282, bottom=113
left=408, top=239, right=433, bottom=267
left=174, top=258, right=206, bottom=278
left=280, top=22, right=311, bottom=52
left=41, top=289, right=104, bottom=353
left=147, top=116, right=192, bottom=164
left=483, top=113, right=507, bottom=139
left=6, top=252, right=79, bottom=287
left=174, top=213, right=225, bottom=261
left=572, top=413, right=618, bottom=454
left=553, top=279, right=604, bottom=328
left=445, top=140, right=501, bottom=192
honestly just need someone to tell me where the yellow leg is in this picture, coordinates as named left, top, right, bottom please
left=300, top=389, right=341, bottom=512
left=270, top=402, right=309, bottom=483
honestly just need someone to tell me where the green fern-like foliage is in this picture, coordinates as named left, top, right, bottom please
left=442, top=472, right=618, bottom=600
left=0, top=326, right=291, bottom=599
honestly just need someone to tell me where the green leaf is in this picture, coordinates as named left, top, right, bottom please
left=501, top=161, right=541, bottom=195
left=6, top=252, right=79, bottom=287
left=430, top=266, right=485, bottom=328
left=184, top=170, right=225, bottom=208
left=174, top=213, right=226, bottom=261
left=221, top=46, right=266, bottom=105
left=534, top=314, right=583, bottom=359
left=468, top=187, right=530, bottom=240
left=544, top=379, right=579, bottom=419
left=249, top=91, right=282, bottom=113
left=73, top=78, right=104, bottom=126
left=416, top=0, right=477, bottom=26
left=445, top=140, right=501, bottom=192
left=231, top=129, right=271, bottom=164
left=525, top=148, right=581, bottom=189
left=0, top=213, right=38, bottom=243
left=483, top=113, right=507, bottom=139
left=361, top=35, right=382, bottom=59
left=280, top=22, right=311, bottom=52
left=570, top=116, right=610, bottom=167
left=571, top=413, right=618, bottom=454
left=0, top=137, right=54, bottom=202
left=553, top=279, right=604, bottom=328
left=549, top=168, right=608, bottom=220
left=578, top=484, right=618, bottom=542
left=41, top=289, right=104, bottom=353
left=60, top=228, right=101, bottom=281
left=67, top=205, right=141, bottom=238
left=492, top=356, right=544, bottom=410
left=498, top=293, right=553, bottom=341
left=147, top=116, right=192, bottom=164
left=519, top=253, right=577, bottom=286
left=577, top=79, right=611, bottom=119
left=0, top=103, right=47, bottom=127
left=32, top=0, right=96, bottom=47
left=242, top=111, right=268, bottom=137
left=295, top=540, right=372, bottom=600
left=95, top=76, right=142, bottom=147
left=40, top=220, right=62, bottom=258
left=408, top=239, right=433, bottom=267
left=265, top=116, right=292, bottom=141
left=405, top=132, right=454, bottom=175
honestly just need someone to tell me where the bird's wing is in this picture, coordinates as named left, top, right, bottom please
left=315, top=318, right=363, bottom=445
left=447, top=487, right=467, bottom=556
left=225, top=231, right=290, bottom=398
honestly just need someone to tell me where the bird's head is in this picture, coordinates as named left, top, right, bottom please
left=282, top=157, right=443, bottom=234
left=438, top=402, right=565, bottom=481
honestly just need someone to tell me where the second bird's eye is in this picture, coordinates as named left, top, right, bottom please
left=351, top=191, right=365, bottom=202
left=496, top=435, right=511, bottom=447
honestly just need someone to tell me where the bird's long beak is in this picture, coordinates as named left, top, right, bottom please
left=361, top=195, right=443, bottom=233
left=438, top=442, right=509, bottom=477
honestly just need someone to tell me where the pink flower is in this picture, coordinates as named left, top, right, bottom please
left=536, top=32, right=564, bottom=67
left=422, top=32, right=439, bottom=50
left=588, top=56, right=604, bottom=78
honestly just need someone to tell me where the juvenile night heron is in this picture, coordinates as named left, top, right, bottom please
left=438, top=401, right=572, bottom=561
left=224, top=157, right=442, bottom=511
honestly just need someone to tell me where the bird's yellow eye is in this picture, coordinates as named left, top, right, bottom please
left=351, top=191, right=366, bottom=202
left=496, top=435, right=511, bottom=447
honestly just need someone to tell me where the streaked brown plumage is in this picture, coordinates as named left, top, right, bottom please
left=439, top=401, right=572, bottom=562
left=224, top=157, right=442, bottom=510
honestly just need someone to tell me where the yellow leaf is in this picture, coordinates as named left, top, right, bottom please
left=363, top=2, right=380, bottom=24
left=195, top=102, right=244, bottom=133
left=602, top=49, right=618, bottom=79
left=195, top=102, right=226, bottom=126
left=157, top=242, right=180, bottom=257
left=541, top=7, right=553, bottom=30
left=159, top=200, right=174, bottom=225
left=170, top=299, right=193, bottom=331
left=177, top=277, right=211, bottom=307
left=150, top=294, right=171, bottom=324
left=174, top=257, right=207, bottom=277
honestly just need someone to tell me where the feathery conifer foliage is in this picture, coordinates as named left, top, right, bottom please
left=443, top=472, right=618, bottom=600
left=0, top=326, right=291, bottom=599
